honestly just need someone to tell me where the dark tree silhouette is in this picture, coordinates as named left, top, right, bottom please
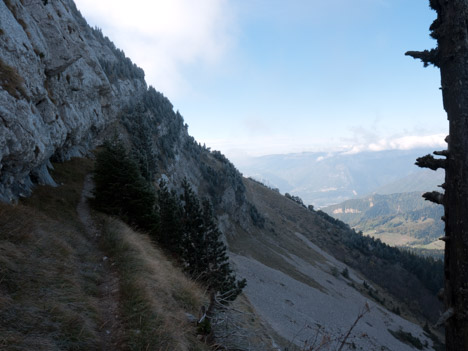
left=93, top=140, right=159, bottom=234
left=407, top=1, right=468, bottom=349
left=179, top=179, right=245, bottom=302
left=156, top=179, right=183, bottom=253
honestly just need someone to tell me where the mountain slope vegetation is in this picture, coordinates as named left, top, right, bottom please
left=323, top=192, right=444, bottom=250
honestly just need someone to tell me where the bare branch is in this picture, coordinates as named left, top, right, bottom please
left=434, top=150, right=449, bottom=157
left=337, top=303, right=370, bottom=351
left=415, top=154, right=446, bottom=170
left=405, top=49, right=439, bottom=67
left=422, top=191, right=445, bottom=205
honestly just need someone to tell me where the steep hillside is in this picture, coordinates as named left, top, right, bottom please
left=0, top=0, right=255, bottom=232
left=0, top=1, right=445, bottom=350
left=226, top=179, right=443, bottom=349
left=322, top=192, right=444, bottom=250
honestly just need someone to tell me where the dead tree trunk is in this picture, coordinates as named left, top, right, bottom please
left=407, top=1, right=468, bottom=349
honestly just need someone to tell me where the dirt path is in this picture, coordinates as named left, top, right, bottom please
left=77, top=174, right=124, bottom=350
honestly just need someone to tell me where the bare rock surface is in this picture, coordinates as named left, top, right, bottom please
left=0, top=0, right=146, bottom=201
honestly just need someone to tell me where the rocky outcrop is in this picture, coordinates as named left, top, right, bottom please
left=0, top=0, right=146, bottom=201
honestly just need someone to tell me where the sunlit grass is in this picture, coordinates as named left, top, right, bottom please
left=100, top=218, right=209, bottom=351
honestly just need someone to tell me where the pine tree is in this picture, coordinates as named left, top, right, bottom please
left=180, top=178, right=206, bottom=278
left=93, top=140, right=158, bottom=233
left=156, top=179, right=183, bottom=253
left=179, top=179, right=245, bottom=302
left=200, top=198, right=246, bottom=302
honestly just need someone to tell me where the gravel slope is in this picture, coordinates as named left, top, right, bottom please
left=231, top=232, right=435, bottom=350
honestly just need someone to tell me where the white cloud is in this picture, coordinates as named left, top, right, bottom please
left=342, top=133, right=447, bottom=154
left=201, top=132, right=447, bottom=161
left=74, top=0, right=236, bottom=97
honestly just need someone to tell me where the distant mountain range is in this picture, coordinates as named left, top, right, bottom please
left=322, top=192, right=444, bottom=250
left=235, top=148, right=445, bottom=207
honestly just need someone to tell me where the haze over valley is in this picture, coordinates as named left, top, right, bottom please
left=235, top=148, right=445, bottom=208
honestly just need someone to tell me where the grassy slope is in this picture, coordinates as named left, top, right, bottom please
left=0, top=157, right=209, bottom=351
left=99, top=218, right=207, bottom=350
left=0, top=158, right=102, bottom=350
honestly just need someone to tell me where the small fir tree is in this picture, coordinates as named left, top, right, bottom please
left=156, top=179, right=183, bottom=253
left=180, top=178, right=245, bottom=302
left=93, top=140, right=158, bottom=233
left=200, top=198, right=246, bottom=302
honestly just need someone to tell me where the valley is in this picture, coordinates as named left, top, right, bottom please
left=235, top=151, right=445, bottom=208
left=322, top=192, right=445, bottom=254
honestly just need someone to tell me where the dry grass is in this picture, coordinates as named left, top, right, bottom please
left=100, top=218, right=210, bottom=351
left=0, top=155, right=218, bottom=350
left=17, top=18, right=27, bottom=32
left=0, top=158, right=107, bottom=350
left=0, top=203, right=101, bottom=350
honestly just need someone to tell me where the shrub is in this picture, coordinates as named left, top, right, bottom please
left=331, top=266, right=339, bottom=277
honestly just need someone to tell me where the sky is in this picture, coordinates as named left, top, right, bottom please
left=74, top=0, right=447, bottom=160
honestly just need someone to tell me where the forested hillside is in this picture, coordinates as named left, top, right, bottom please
left=323, top=192, right=444, bottom=250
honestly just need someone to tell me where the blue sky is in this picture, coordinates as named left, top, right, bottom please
left=75, top=0, right=446, bottom=159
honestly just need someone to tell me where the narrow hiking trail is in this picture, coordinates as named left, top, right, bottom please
left=76, top=174, right=124, bottom=350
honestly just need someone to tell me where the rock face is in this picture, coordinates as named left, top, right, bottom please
left=0, top=0, right=146, bottom=201
left=0, top=0, right=253, bottom=233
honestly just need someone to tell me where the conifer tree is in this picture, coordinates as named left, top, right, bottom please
left=93, top=140, right=158, bottom=233
left=179, top=179, right=246, bottom=302
left=200, top=199, right=246, bottom=302
left=407, top=1, right=468, bottom=348
left=180, top=178, right=206, bottom=277
left=156, top=179, right=183, bottom=253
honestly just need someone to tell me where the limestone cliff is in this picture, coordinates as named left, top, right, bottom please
left=0, top=0, right=250, bottom=225
left=0, top=0, right=146, bottom=200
